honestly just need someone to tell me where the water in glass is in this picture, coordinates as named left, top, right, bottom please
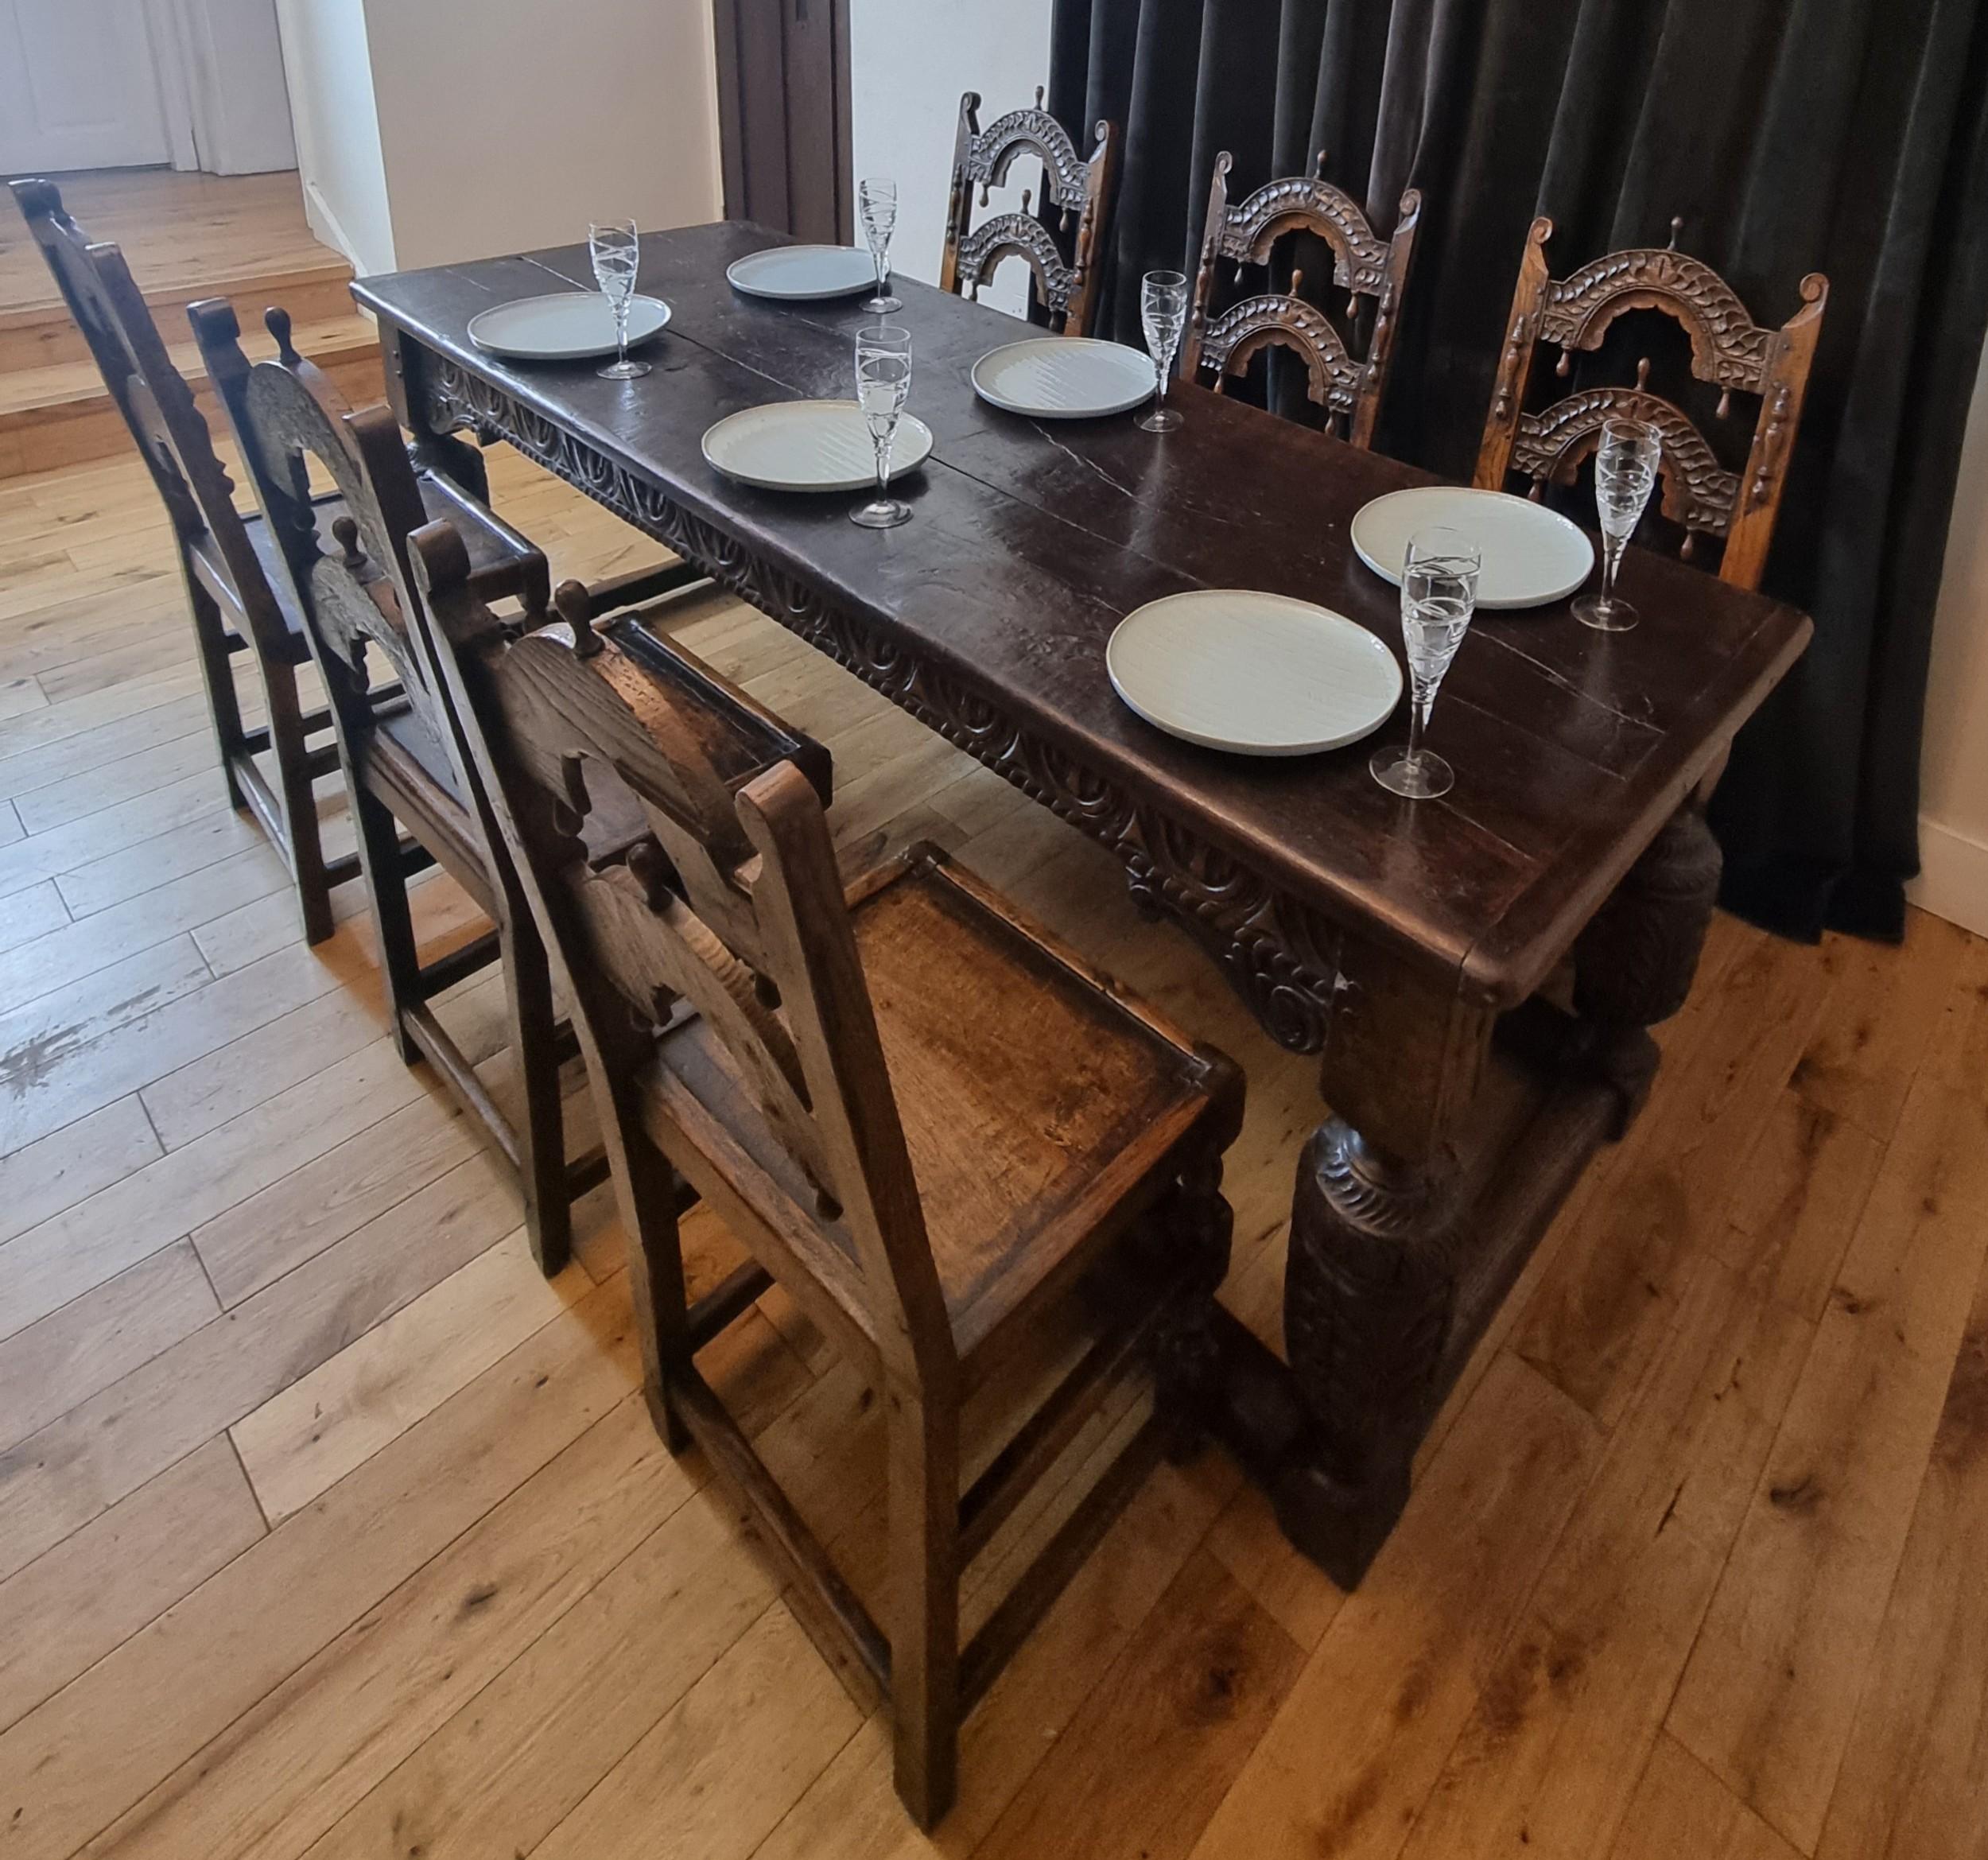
left=859, top=177, right=901, bottom=313
left=1369, top=526, right=1481, bottom=800
left=852, top=323, right=913, bottom=530
left=1137, top=270, right=1189, bottom=433
left=1574, top=417, right=1662, bottom=631
left=588, top=219, right=649, bottom=380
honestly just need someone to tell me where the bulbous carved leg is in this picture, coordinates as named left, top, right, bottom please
left=1276, top=1120, right=1458, bottom=1588
left=1573, top=803, right=1722, bottom=1132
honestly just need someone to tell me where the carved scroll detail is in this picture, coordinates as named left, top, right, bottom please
left=1200, top=294, right=1365, bottom=415
left=1216, top=176, right=1392, bottom=294
left=1540, top=247, right=1773, bottom=390
left=954, top=213, right=1075, bottom=313
left=1513, top=388, right=1739, bottom=536
left=422, top=359, right=1346, bottom=1054
left=963, top=107, right=1089, bottom=208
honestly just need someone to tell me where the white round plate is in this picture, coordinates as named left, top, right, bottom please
left=972, top=337, right=1159, bottom=419
left=1350, top=485, right=1594, bottom=610
left=1107, top=589, right=1403, bottom=757
left=726, top=245, right=879, bottom=301
left=701, top=400, right=934, bottom=492
left=466, top=293, right=670, bottom=362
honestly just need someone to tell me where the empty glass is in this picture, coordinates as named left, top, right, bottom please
left=588, top=219, right=649, bottom=380
left=1574, top=417, right=1663, bottom=631
left=1138, top=270, right=1189, bottom=433
left=1370, top=526, right=1481, bottom=801
left=852, top=323, right=913, bottom=530
left=859, top=177, right=901, bottom=313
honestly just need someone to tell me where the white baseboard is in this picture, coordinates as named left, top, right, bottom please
left=1909, top=815, right=1988, bottom=938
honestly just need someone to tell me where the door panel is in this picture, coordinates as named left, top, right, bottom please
left=712, top=0, right=851, bottom=244
left=0, top=0, right=173, bottom=173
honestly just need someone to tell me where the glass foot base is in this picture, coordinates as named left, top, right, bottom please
left=597, top=359, right=652, bottom=380
left=864, top=293, right=902, bottom=313
left=1137, top=406, right=1182, bottom=433
left=851, top=497, right=911, bottom=530
left=1573, top=592, right=1638, bottom=632
left=1370, top=744, right=1454, bottom=800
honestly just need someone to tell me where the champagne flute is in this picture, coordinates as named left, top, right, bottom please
left=588, top=219, right=650, bottom=380
left=859, top=177, right=901, bottom=313
left=1137, top=270, right=1189, bottom=433
left=1370, top=526, right=1481, bottom=800
left=1574, top=416, right=1662, bottom=631
left=852, top=323, right=913, bottom=530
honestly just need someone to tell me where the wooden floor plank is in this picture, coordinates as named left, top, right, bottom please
left=1608, top=1735, right=1804, bottom=1860
left=0, top=1092, right=158, bottom=1248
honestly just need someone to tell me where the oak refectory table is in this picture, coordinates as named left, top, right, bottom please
left=355, top=222, right=1811, bottom=1587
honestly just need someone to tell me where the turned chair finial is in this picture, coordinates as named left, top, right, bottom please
left=1035, top=83, right=1044, bottom=108
left=1667, top=215, right=1684, bottom=251
left=330, top=515, right=367, bottom=572
left=263, top=305, right=300, bottom=367
left=1314, top=148, right=1329, bottom=180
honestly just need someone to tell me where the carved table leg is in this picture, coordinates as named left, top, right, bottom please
left=1572, top=802, right=1723, bottom=1132
left=1273, top=1120, right=1458, bottom=1587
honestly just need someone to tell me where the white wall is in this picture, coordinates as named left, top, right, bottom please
left=165, top=0, right=297, bottom=173
left=1912, top=344, right=1988, bottom=938
left=273, top=0, right=393, bottom=274
left=848, top=0, right=1056, bottom=317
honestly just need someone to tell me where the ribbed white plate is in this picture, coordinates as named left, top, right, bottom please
left=1107, top=589, right=1403, bottom=757
left=701, top=400, right=934, bottom=492
left=972, top=337, right=1159, bottom=419
left=726, top=245, right=879, bottom=301
left=1351, top=486, right=1594, bottom=610
left=467, top=293, right=670, bottom=361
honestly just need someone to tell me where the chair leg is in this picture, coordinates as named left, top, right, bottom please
left=612, top=1116, right=694, bottom=1453
left=499, top=905, right=573, bottom=1276
left=185, top=577, right=252, bottom=813
left=887, top=1387, right=961, bottom=1830
left=351, top=786, right=424, bottom=1066
left=262, top=660, right=336, bottom=945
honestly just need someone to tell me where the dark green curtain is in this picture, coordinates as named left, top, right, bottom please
left=1048, top=0, right=1988, bottom=941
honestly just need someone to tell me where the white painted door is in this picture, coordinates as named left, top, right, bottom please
left=0, top=0, right=173, bottom=173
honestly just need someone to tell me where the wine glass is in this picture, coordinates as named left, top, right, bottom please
left=1137, top=270, right=1189, bottom=433
left=1574, top=417, right=1663, bottom=631
left=852, top=323, right=913, bottom=530
left=859, top=177, right=901, bottom=313
left=1370, top=526, right=1481, bottom=800
left=588, top=219, right=650, bottom=381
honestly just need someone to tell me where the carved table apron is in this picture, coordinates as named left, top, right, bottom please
left=362, top=246, right=1807, bottom=1587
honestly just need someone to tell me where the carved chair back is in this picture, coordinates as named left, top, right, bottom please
left=1181, top=153, right=1420, bottom=448
left=7, top=178, right=289, bottom=660
left=230, top=320, right=468, bottom=786
left=937, top=87, right=1117, bottom=337
left=408, top=524, right=955, bottom=1392
left=1474, top=216, right=1828, bottom=590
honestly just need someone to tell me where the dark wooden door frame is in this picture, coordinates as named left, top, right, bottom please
left=711, top=0, right=854, bottom=245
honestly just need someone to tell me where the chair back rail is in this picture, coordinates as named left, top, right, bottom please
left=1474, top=216, right=1827, bottom=589
left=937, top=87, right=1117, bottom=338
left=409, top=523, right=958, bottom=1394
left=1181, top=151, right=1420, bottom=448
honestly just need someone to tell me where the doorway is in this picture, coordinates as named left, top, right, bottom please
left=712, top=0, right=854, bottom=244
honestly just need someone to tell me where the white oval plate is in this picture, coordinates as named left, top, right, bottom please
left=1107, top=589, right=1403, bottom=757
left=726, top=245, right=879, bottom=301
left=467, top=292, right=670, bottom=362
left=972, top=337, right=1159, bottom=419
left=1351, top=485, right=1595, bottom=610
left=701, top=400, right=934, bottom=493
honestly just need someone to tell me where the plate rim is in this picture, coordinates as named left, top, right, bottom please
left=465, top=291, right=670, bottom=361
left=725, top=244, right=878, bottom=301
left=700, top=398, right=934, bottom=492
left=1349, top=484, right=1594, bottom=611
left=1105, top=587, right=1404, bottom=757
left=971, top=336, right=1159, bottom=420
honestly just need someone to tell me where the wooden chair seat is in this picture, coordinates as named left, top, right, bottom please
left=188, top=473, right=545, bottom=665
left=644, top=848, right=1222, bottom=1373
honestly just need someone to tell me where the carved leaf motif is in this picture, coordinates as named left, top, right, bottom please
left=964, top=107, right=1089, bottom=208
left=954, top=214, right=1076, bottom=313
left=1514, top=387, right=1738, bottom=535
left=1540, top=247, right=1772, bottom=390
left=1217, top=176, right=1390, bottom=294
left=1198, top=293, right=1364, bottom=414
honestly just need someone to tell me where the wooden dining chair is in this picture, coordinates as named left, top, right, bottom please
left=221, top=319, right=825, bottom=1277
left=938, top=87, right=1118, bottom=336
left=7, top=177, right=548, bottom=945
left=1180, top=152, right=1421, bottom=448
left=1474, top=216, right=1828, bottom=590
left=406, top=517, right=1244, bottom=1827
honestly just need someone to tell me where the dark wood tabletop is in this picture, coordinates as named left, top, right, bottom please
left=355, top=221, right=1809, bottom=1013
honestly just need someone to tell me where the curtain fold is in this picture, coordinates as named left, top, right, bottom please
left=1048, top=0, right=1988, bottom=941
